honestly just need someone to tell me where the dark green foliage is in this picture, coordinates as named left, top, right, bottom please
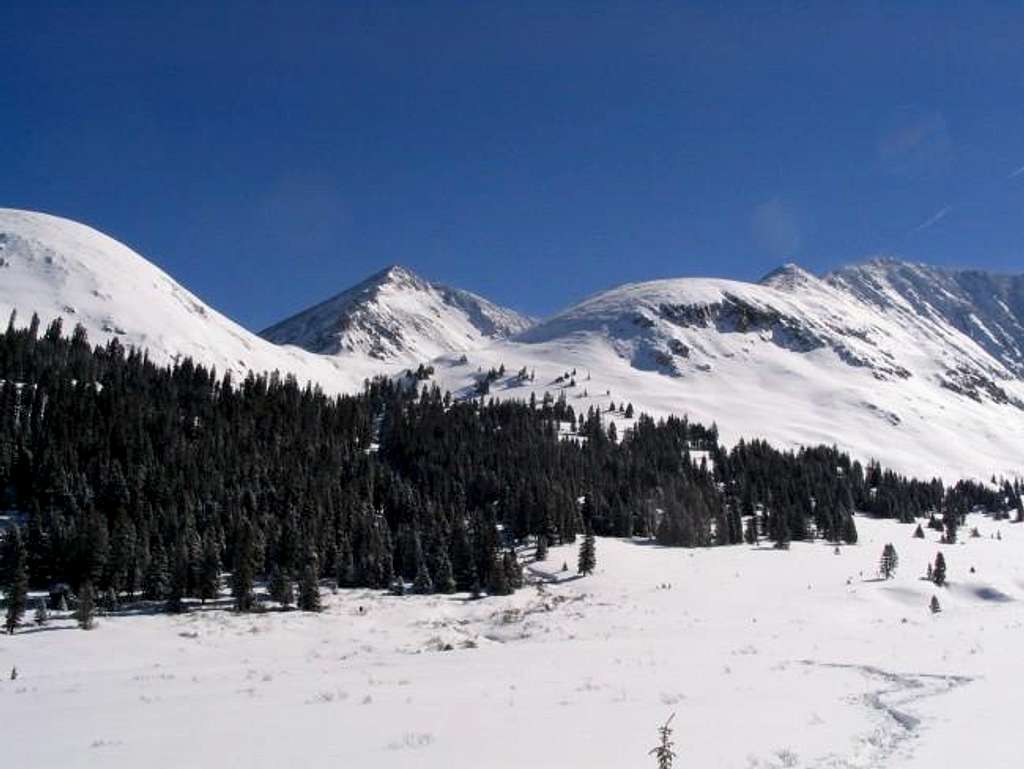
left=297, top=550, right=321, bottom=612
left=879, top=543, right=898, bottom=580
left=932, top=552, right=947, bottom=586
left=649, top=713, right=676, bottom=769
left=268, top=565, right=294, bottom=608
left=0, top=319, right=995, bottom=621
left=534, top=535, right=548, bottom=562
left=76, top=580, right=95, bottom=630
left=3, top=527, right=28, bottom=633
left=578, top=528, right=596, bottom=575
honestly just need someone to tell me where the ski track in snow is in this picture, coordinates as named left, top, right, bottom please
left=795, top=661, right=973, bottom=768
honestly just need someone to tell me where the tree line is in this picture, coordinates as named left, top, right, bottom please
left=0, top=314, right=1017, bottom=629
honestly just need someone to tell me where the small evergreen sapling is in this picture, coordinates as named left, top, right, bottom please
left=649, top=713, right=677, bottom=769
left=930, top=595, right=942, bottom=614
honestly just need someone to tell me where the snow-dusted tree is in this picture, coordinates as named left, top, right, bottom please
left=929, top=595, right=942, bottom=614
left=535, top=534, right=549, bottom=562
left=76, top=580, right=96, bottom=630
left=297, top=550, right=321, bottom=612
left=34, top=598, right=48, bottom=626
left=577, top=528, right=596, bottom=576
left=879, top=543, right=898, bottom=580
left=913, top=523, right=925, bottom=539
left=268, top=566, right=294, bottom=609
left=932, top=552, right=947, bottom=586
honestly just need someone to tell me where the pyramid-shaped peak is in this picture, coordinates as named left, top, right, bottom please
left=759, top=262, right=818, bottom=290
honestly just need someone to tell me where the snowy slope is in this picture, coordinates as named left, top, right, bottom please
left=0, top=209, right=392, bottom=389
left=2, top=513, right=1021, bottom=768
left=259, top=265, right=534, bottom=363
left=429, top=263, right=1024, bottom=481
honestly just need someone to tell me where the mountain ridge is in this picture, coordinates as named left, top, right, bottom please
left=1, top=207, right=1021, bottom=480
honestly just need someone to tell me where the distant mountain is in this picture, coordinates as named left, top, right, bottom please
left=0, top=208, right=387, bottom=389
left=431, top=260, right=1024, bottom=481
left=259, top=265, right=534, bottom=363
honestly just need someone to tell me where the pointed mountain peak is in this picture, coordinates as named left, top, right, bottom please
left=260, top=264, right=534, bottom=361
left=758, top=262, right=818, bottom=290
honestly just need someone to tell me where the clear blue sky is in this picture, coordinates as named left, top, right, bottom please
left=3, top=2, right=1024, bottom=327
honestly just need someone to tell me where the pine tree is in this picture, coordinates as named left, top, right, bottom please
left=913, top=523, right=925, bottom=539
left=486, top=550, right=511, bottom=596
left=412, top=555, right=433, bottom=595
left=743, top=514, right=759, bottom=545
left=929, top=595, right=941, bottom=614
left=879, top=543, right=898, bottom=579
left=268, top=566, right=294, bottom=608
left=297, top=550, right=321, bottom=612
left=76, top=580, right=96, bottom=630
left=33, top=598, right=48, bottom=626
left=932, top=552, right=947, bottom=586
left=231, top=522, right=257, bottom=612
left=143, top=543, right=169, bottom=601
left=577, top=528, right=596, bottom=576
left=198, top=537, right=220, bottom=604
left=433, top=547, right=456, bottom=594
left=649, top=713, right=677, bottom=769
left=535, top=534, right=549, bottom=562
left=3, top=528, right=28, bottom=634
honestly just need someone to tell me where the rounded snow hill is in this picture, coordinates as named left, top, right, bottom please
left=0, top=208, right=387, bottom=390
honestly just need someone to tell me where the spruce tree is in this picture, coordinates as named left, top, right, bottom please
left=3, top=528, right=28, bottom=634
left=879, top=543, right=898, bottom=580
left=412, top=557, right=433, bottom=594
left=929, top=595, right=941, bottom=614
left=2, top=528, right=28, bottom=638
left=932, top=552, right=947, bottom=586
left=33, top=598, right=48, bottom=626
left=76, top=580, right=96, bottom=630
left=269, top=566, right=294, bottom=608
left=198, top=537, right=220, bottom=604
left=535, top=534, right=549, bottom=562
left=298, top=550, right=321, bottom=612
left=577, top=528, right=596, bottom=576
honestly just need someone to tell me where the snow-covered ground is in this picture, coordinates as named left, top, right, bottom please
left=3, top=514, right=1021, bottom=768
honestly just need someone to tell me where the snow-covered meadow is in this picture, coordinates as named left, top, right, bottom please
left=2, top=514, right=1021, bottom=768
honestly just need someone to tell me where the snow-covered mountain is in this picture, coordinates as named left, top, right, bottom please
left=0, top=208, right=389, bottom=389
left=429, top=261, right=1024, bottom=481
left=1, top=207, right=1020, bottom=480
left=259, top=265, right=534, bottom=363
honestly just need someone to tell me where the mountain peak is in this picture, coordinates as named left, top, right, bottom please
left=260, top=265, right=534, bottom=361
left=758, top=262, right=818, bottom=290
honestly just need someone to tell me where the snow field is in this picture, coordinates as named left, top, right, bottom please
left=2, top=513, right=1021, bottom=768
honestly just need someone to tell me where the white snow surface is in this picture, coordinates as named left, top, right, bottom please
left=2, top=514, right=1021, bottom=768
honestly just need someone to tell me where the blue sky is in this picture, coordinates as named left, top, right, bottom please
left=3, top=2, right=1024, bottom=327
